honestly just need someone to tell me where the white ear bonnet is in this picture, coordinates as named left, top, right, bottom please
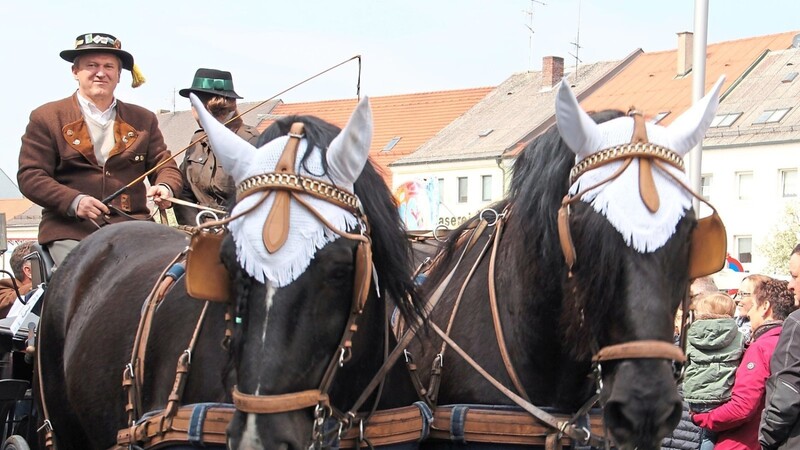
left=191, top=94, right=373, bottom=286
left=554, top=76, right=725, bottom=252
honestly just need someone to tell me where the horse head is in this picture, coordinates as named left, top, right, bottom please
left=193, top=95, right=421, bottom=450
left=553, top=76, right=726, bottom=449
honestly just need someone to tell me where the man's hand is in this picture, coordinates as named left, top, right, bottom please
left=147, top=184, right=173, bottom=209
left=76, top=196, right=110, bottom=220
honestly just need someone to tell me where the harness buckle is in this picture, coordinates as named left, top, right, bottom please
left=338, top=347, right=352, bottom=367
left=194, top=210, right=220, bottom=227
left=37, top=419, right=54, bottom=433
left=125, top=363, right=135, bottom=379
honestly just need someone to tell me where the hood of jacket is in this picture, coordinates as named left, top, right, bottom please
left=687, top=318, right=740, bottom=351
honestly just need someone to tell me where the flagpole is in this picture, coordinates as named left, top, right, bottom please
left=689, top=0, right=709, bottom=212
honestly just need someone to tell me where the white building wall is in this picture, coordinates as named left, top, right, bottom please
left=699, top=140, right=799, bottom=274
left=392, top=159, right=507, bottom=229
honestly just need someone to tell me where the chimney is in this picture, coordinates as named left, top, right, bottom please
left=677, top=31, right=693, bottom=76
left=542, top=56, right=564, bottom=88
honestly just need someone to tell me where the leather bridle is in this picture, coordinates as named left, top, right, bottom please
left=556, top=109, right=716, bottom=369
left=223, top=123, right=376, bottom=446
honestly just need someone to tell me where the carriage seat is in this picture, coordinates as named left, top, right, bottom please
left=24, top=243, right=55, bottom=286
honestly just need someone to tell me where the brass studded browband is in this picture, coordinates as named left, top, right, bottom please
left=569, top=143, right=685, bottom=185
left=236, top=172, right=361, bottom=213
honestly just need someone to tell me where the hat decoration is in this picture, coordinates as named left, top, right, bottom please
left=180, top=69, right=242, bottom=99
left=60, top=33, right=145, bottom=88
left=191, top=93, right=372, bottom=286
left=555, top=75, right=725, bottom=253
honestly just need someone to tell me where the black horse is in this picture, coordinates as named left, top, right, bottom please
left=189, top=95, right=426, bottom=450
left=405, top=79, right=726, bottom=450
left=37, top=221, right=232, bottom=449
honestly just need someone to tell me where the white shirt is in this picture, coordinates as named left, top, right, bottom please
left=76, top=92, right=117, bottom=125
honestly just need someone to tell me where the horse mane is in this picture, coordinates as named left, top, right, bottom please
left=424, top=109, right=629, bottom=359
left=254, top=114, right=424, bottom=322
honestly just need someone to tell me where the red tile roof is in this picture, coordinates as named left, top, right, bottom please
left=580, top=31, right=798, bottom=124
left=258, top=88, right=494, bottom=185
left=0, top=199, right=33, bottom=221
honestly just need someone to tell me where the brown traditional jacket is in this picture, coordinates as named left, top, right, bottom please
left=0, top=278, right=32, bottom=318
left=17, top=93, right=183, bottom=245
left=173, top=125, right=259, bottom=226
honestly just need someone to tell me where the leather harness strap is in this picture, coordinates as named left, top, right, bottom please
left=629, top=109, right=660, bottom=213
left=487, top=213, right=531, bottom=402
left=594, top=340, right=686, bottom=363
left=116, top=405, right=233, bottom=449
left=346, top=217, right=491, bottom=418
left=426, top=320, right=604, bottom=447
left=233, top=387, right=329, bottom=414
left=126, top=250, right=187, bottom=425
left=263, top=122, right=305, bottom=253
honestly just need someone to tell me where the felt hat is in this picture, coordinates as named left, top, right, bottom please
left=60, top=33, right=134, bottom=71
left=179, top=68, right=242, bottom=99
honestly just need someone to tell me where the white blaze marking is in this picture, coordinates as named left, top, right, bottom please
left=239, top=413, right=261, bottom=448
left=262, top=283, right=275, bottom=344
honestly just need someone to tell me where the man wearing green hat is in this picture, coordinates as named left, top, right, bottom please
left=172, top=68, right=259, bottom=225
left=17, top=33, right=182, bottom=266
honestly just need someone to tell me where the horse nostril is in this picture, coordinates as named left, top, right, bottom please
left=603, top=400, right=635, bottom=444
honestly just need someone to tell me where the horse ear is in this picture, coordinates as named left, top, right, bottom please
left=190, top=93, right=255, bottom=183
left=666, top=75, right=725, bottom=155
left=555, top=78, right=602, bottom=159
left=327, top=96, right=373, bottom=184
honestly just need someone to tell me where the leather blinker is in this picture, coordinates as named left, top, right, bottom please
left=688, top=209, right=727, bottom=279
left=185, top=229, right=231, bottom=302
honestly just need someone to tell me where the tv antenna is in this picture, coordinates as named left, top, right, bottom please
left=568, top=0, right=583, bottom=82
left=523, top=0, right=546, bottom=71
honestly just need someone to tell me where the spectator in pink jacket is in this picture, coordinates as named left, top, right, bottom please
left=692, top=278, right=797, bottom=450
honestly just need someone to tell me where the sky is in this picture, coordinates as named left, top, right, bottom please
left=1, top=0, right=798, bottom=183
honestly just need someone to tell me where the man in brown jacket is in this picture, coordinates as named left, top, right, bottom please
left=17, top=33, right=182, bottom=265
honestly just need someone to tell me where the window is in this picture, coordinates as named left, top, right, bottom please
left=478, top=129, right=494, bottom=137
left=382, top=137, right=401, bottom=152
left=458, top=177, right=468, bottom=203
left=737, top=172, right=753, bottom=200
left=481, top=175, right=492, bottom=202
left=782, top=72, right=798, bottom=83
left=753, top=108, right=791, bottom=124
left=709, top=112, right=742, bottom=128
left=781, top=169, right=798, bottom=197
left=736, top=236, right=752, bottom=264
left=650, top=112, right=670, bottom=124
left=700, top=175, right=712, bottom=200
left=438, top=178, right=445, bottom=204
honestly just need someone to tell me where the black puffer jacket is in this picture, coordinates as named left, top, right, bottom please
left=760, top=309, right=800, bottom=450
left=661, top=389, right=701, bottom=450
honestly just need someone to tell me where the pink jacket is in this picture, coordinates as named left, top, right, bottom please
left=692, top=325, right=782, bottom=450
